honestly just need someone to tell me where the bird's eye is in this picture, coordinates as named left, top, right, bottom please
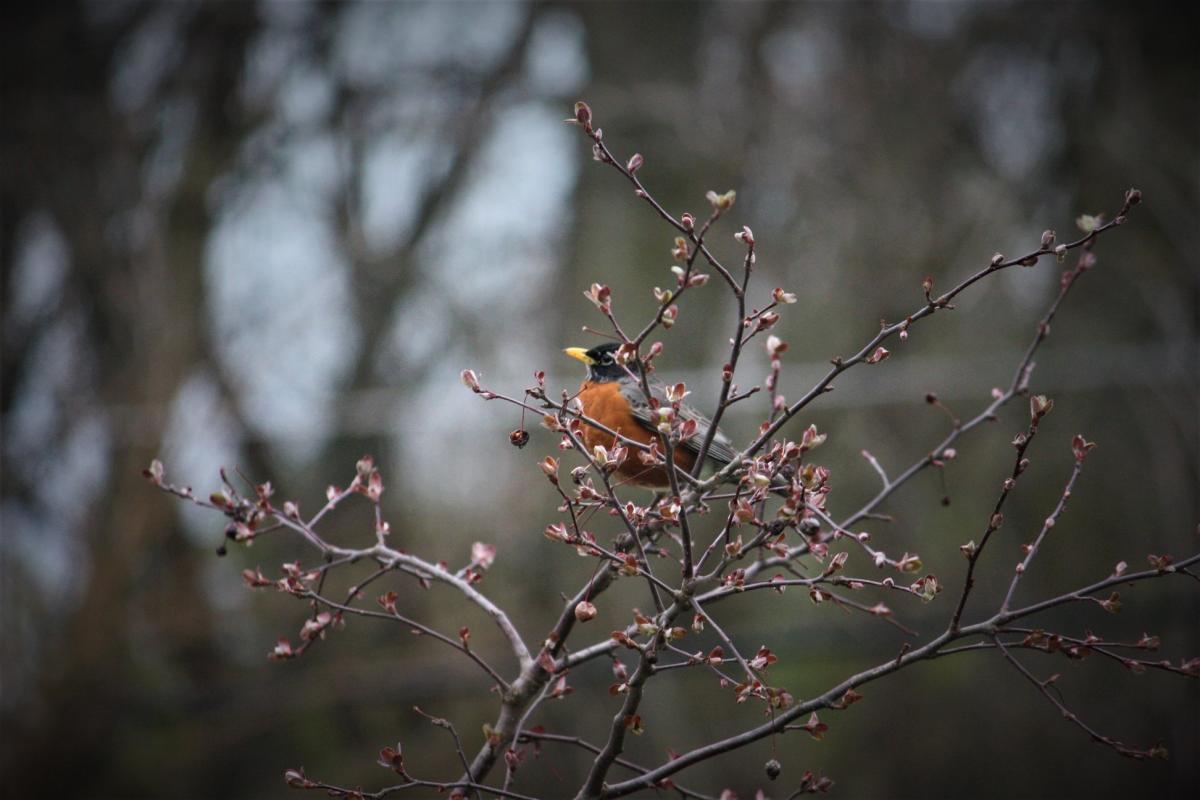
left=600, top=354, right=613, bottom=364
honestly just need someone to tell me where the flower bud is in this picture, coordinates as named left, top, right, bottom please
left=865, top=346, right=890, bottom=364
left=1030, top=394, right=1054, bottom=421
left=705, top=189, right=737, bottom=212
left=572, top=101, right=592, bottom=128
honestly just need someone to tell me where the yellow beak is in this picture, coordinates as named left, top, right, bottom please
left=564, top=347, right=595, bottom=365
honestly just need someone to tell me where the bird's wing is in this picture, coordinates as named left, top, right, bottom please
left=620, top=378, right=736, bottom=466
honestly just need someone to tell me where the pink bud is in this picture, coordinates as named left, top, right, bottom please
left=1030, top=394, right=1054, bottom=421
left=574, top=600, right=598, bottom=622
left=471, top=542, right=496, bottom=569
left=706, top=189, right=737, bottom=211
left=584, top=283, right=612, bottom=311
left=572, top=101, right=592, bottom=128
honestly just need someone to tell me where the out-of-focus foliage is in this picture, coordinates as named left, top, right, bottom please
left=2, top=1, right=1196, bottom=798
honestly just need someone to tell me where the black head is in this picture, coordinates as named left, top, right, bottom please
left=564, top=342, right=639, bottom=382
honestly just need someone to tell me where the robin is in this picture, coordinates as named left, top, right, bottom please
left=564, top=342, right=736, bottom=488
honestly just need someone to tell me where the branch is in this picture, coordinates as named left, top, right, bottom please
left=696, top=204, right=1135, bottom=491
left=596, top=551, right=1198, bottom=796
left=1000, top=450, right=1087, bottom=612
left=304, top=589, right=510, bottom=691
left=994, top=638, right=1166, bottom=760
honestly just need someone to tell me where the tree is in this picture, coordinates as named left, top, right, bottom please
left=147, top=102, right=1196, bottom=800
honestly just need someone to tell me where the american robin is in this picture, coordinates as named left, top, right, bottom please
left=564, top=342, right=735, bottom=487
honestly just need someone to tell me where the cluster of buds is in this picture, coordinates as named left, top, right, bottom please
left=583, top=282, right=612, bottom=314
left=753, top=310, right=780, bottom=334
left=1071, top=434, right=1096, bottom=463
left=1076, top=213, right=1103, bottom=234
left=772, top=286, right=797, bottom=304
left=706, top=189, right=736, bottom=213
left=352, top=454, right=384, bottom=502
left=277, top=561, right=321, bottom=595
left=649, top=403, right=674, bottom=435
left=661, top=304, right=679, bottom=328
left=642, top=341, right=664, bottom=369
left=799, top=424, right=827, bottom=453
left=544, top=522, right=574, bottom=544
left=746, top=465, right=776, bottom=492
left=671, top=236, right=690, bottom=261
left=733, top=677, right=766, bottom=704
left=1030, top=394, right=1054, bottom=425
left=299, top=611, right=337, bottom=643
left=202, top=474, right=277, bottom=552
left=553, top=418, right=587, bottom=451
left=910, top=574, right=941, bottom=602
left=656, top=496, right=682, bottom=523
left=749, top=645, right=779, bottom=670
left=591, top=444, right=628, bottom=473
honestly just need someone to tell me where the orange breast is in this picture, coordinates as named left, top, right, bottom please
left=577, top=381, right=697, bottom=488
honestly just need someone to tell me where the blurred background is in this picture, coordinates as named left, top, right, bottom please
left=2, top=1, right=1197, bottom=798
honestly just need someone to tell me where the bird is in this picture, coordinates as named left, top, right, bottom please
left=564, top=341, right=736, bottom=488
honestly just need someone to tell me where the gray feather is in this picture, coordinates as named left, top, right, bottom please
left=619, top=378, right=736, bottom=466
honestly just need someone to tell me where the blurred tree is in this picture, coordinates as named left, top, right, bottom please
left=2, top=1, right=1195, bottom=798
